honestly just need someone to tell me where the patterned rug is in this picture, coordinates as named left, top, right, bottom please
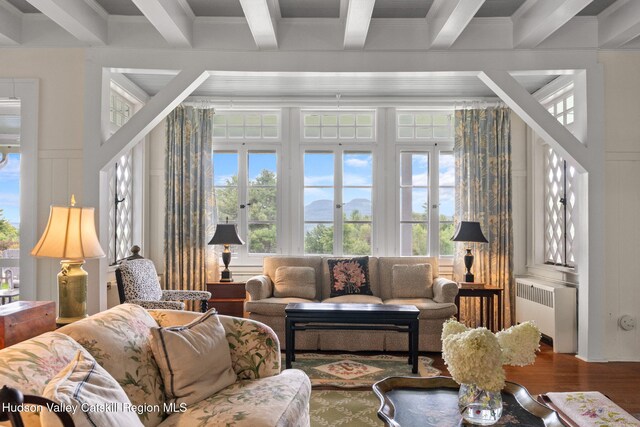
left=309, top=390, right=382, bottom=426
left=284, top=353, right=440, bottom=388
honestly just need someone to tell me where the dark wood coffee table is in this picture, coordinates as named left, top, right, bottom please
left=284, top=303, right=420, bottom=373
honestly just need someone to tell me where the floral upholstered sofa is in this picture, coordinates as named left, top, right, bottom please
left=246, top=256, right=459, bottom=352
left=0, top=304, right=310, bottom=427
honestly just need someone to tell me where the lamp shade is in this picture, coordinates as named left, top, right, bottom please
left=208, top=224, right=244, bottom=245
left=31, top=205, right=105, bottom=260
left=451, top=221, right=488, bottom=243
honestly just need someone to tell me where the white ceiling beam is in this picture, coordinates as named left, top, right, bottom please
left=343, top=0, right=375, bottom=49
left=24, top=0, right=106, bottom=45
left=99, top=67, right=209, bottom=169
left=599, top=0, right=640, bottom=48
left=478, top=69, right=588, bottom=172
left=131, top=0, right=193, bottom=48
left=0, top=2, right=21, bottom=44
left=513, top=0, right=594, bottom=48
left=426, top=0, right=485, bottom=49
left=239, top=0, right=279, bottom=50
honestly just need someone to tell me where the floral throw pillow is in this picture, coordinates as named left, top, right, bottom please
left=327, top=256, right=373, bottom=297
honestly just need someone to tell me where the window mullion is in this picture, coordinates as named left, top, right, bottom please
left=335, top=148, right=343, bottom=256
left=239, top=148, right=249, bottom=263
left=429, top=147, right=439, bottom=257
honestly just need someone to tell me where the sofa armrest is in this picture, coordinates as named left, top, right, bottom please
left=218, top=315, right=281, bottom=380
left=246, top=275, right=273, bottom=301
left=161, top=289, right=211, bottom=301
left=433, top=277, right=458, bottom=303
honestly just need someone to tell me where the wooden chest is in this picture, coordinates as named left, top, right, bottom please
left=0, top=301, right=56, bottom=349
left=206, top=282, right=246, bottom=317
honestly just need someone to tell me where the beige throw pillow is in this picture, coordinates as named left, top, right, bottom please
left=391, top=264, right=433, bottom=299
left=274, top=266, right=316, bottom=299
left=149, top=309, right=236, bottom=407
left=42, top=350, right=144, bottom=427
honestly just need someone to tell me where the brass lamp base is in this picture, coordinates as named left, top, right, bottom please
left=56, top=260, right=88, bottom=326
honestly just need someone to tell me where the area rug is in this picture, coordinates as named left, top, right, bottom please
left=284, top=353, right=440, bottom=388
left=310, top=390, right=382, bottom=426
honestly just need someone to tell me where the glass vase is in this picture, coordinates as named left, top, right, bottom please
left=458, top=383, right=503, bottom=426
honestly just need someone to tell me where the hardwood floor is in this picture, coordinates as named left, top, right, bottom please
left=427, top=342, right=640, bottom=414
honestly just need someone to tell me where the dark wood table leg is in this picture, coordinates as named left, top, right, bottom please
left=411, top=319, right=419, bottom=374
left=285, top=317, right=293, bottom=369
left=488, top=294, right=494, bottom=332
left=455, top=295, right=460, bottom=320
left=498, top=291, right=503, bottom=331
left=479, top=296, right=484, bottom=328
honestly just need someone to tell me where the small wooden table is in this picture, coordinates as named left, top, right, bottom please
left=206, top=282, right=246, bottom=317
left=455, top=283, right=503, bottom=332
left=0, top=289, right=19, bottom=305
left=285, top=303, right=420, bottom=373
left=0, top=301, right=56, bottom=348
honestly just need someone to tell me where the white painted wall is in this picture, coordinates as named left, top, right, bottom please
left=0, top=48, right=86, bottom=307
left=600, top=51, right=640, bottom=361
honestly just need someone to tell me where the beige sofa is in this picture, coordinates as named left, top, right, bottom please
left=245, top=256, right=458, bottom=352
left=0, top=304, right=310, bottom=427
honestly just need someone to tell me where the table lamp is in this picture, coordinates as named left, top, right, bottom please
left=451, top=221, right=488, bottom=283
left=208, top=220, right=244, bottom=282
left=31, top=195, right=105, bottom=325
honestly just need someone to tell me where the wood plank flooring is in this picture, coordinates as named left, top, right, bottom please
left=428, top=343, right=640, bottom=414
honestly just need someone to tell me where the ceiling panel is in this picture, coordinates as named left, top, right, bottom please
left=186, top=0, right=244, bottom=17
left=279, top=0, right=340, bottom=18
left=122, top=71, right=557, bottom=99
left=5, top=0, right=39, bottom=13
left=372, top=0, right=433, bottom=19
left=93, top=0, right=141, bottom=16
left=475, top=0, right=527, bottom=17
left=577, top=0, right=617, bottom=16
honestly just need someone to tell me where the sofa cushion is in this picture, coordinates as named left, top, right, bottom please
left=327, top=256, right=373, bottom=297
left=245, top=297, right=317, bottom=316
left=378, top=257, right=439, bottom=300
left=322, top=295, right=383, bottom=304
left=42, top=350, right=144, bottom=427
left=391, top=263, right=433, bottom=298
left=274, top=266, right=316, bottom=299
left=59, top=303, right=166, bottom=427
left=0, top=332, right=90, bottom=427
left=150, top=309, right=236, bottom=407
left=383, top=298, right=458, bottom=319
left=158, top=369, right=311, bottom=427
left=264, top=256, right=323, bottom=298
left=118, top=259, right=163, bottom=302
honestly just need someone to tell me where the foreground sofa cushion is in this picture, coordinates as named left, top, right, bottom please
left=0, top=331, right=90, bottom=426
left=391, top=263, right=433, bottom=298
left=58, top=303, right=166, bottom=427
left=150, top=309, right=236, bottom=406
left=327, top=256, right=373, bottom=296
left=274, top=266, right=316, bottom=299
left=158, top=369, right=311, bottom=427
left=42, top=350, right=144, bottom=427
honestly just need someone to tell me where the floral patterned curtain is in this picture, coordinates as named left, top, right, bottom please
left=454, top=107, right=514, bottom=327
left=164, top=106, right=218, bottom=309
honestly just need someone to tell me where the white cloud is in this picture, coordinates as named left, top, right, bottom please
left=0, top=158, right=20, bottom=180
left=343, top=173, right=371, bottom=186
left=344, top=157, right=371, bottom=168
left=304, top=175, right=334, bottom=186
left=0, top=192, right=19, bottom=207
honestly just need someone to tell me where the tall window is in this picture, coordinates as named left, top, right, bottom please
left=107, top=86, right=137, bottom=263
left=0, top=104, right=20, bottom=289
left=396, top=111, right=455, bottom=257
left=303, top=151, right=373, bottom=255
left=213, top=150, right=279, bottom=256
left=543, top=147, right=576, bottom=267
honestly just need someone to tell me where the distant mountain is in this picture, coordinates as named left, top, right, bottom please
left=304, top=198, right=371, bottom=221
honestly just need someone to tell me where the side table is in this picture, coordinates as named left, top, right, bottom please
left=455, top=283, right=503, bottom=332
left=206, top=282, right=246, bottom=317
left=0, top=301, right=56, bottom=348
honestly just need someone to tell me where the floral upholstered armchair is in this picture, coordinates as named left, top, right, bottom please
left=115, top=257, right=211, bottom=313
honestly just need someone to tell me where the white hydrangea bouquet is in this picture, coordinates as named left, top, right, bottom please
left=441, top=319, right=542, bottom=425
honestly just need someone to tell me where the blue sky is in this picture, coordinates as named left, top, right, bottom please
left=0, top=153, right=20, bottom=227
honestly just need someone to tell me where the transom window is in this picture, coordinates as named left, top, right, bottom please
left=302, top=110, right=375, bottom=141
left=397, top=111, right=453, bottom=140
left=213, top=110, right=280, bottom=140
